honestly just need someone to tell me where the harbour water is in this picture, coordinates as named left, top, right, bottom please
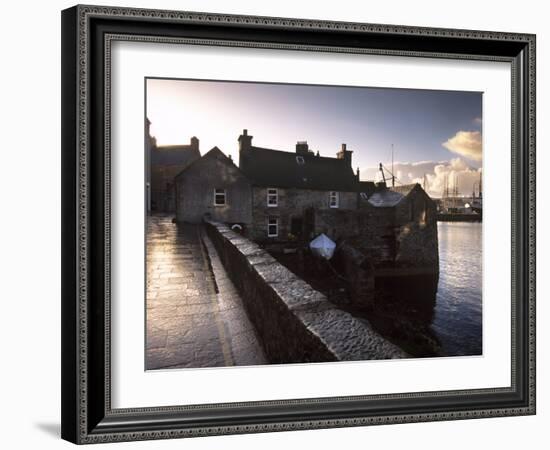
left=432, top=222, right=483, bottom=356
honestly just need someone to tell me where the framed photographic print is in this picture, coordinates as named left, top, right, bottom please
left=61, top=5, right=536, bottom=444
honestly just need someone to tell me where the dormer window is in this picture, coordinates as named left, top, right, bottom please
left=329, top=191, right=339, bottom=208
left=296, top=156, right=305, bottom=165
left=267, top=188, right=278, bottom=207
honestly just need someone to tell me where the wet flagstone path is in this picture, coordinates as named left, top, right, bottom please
left=146, top=215, right=267, bottom=370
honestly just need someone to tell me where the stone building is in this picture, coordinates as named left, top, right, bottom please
left=363, top=182, right=438, bottom=268
left=170, top=129, right=437, bottom=267
left=332, top=182, right=439, bottom=307
left=145, top=118, right=154, bottom=213
left=147, top=121, right=201, bottom=212
left=237, top=129, right=360, bottom=242
left=171, top=129, right=439, bottom=309
left=174, top=147, right=253, bottom=226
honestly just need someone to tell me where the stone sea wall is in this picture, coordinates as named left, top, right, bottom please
left=332, top=242, right=375, bottom=308
left=204, top=220, right=406, bottom=364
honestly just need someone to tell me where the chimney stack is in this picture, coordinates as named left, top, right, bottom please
left=336, top=143, right=353, bottom=166
left=296, top=141, right=309, bottom=155
left=238, top=129, right=253, bottom=152
left=190, top=136, right=199, bottom=151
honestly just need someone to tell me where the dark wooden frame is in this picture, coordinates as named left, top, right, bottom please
left=61, top=4, right=536, bottom=444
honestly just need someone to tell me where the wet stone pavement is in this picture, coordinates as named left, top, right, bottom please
left=146, top=215, right=267, bottom=370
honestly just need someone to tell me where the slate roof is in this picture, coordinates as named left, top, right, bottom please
left=389, top=184, right=418, bottom=197
left=366, top=184, right=419, bottom=208
left=239, top=146, right=358, bottom=191
left=367, top=189, right=406, bottom=207
left=175, top=147, right=243, bottom=180
left=151, top=144, right=201, bottom=167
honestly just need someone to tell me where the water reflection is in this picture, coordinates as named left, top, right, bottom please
left=432, top=222, right=482, bottom=356
left=369, top=274, right=440, bottom=357
left=359, top=222, right=482, bottom=357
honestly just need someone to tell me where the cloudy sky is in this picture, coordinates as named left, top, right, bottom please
left=147, top=78, right=482, bottom=198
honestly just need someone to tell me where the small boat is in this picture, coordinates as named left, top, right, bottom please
left=309, top=233, right=336, bottom=260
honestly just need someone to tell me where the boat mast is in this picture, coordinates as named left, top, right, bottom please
left=391, top=144, right=395, bottom=188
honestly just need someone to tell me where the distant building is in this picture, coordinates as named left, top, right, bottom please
left=145, top=118, right=154, bottom=212
left=147, top=122, right=201, bottom=213
left=174, top=147, right=252, bottom=226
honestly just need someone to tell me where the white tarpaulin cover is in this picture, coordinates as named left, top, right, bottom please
left=309, top=233, right=336, bottom=260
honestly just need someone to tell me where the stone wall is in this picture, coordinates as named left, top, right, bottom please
left=151, top=165, right=182, bottom=212
left=204, top=220, right=406, bottom=363
left=352, top=190, right=439, bottom=271
left=394, top=188, right=439, bottom=268
left=176, top=150, right=252, bottom=225
left=329, top=204, right=398, bottom=266
left=150, top=141, right=200, bottom=213
left=357, top=205, right=398, bottom=265
left=249, top=187, right=357, bottom=242
left=313, top=208, right=361, bottom=241
left=333, top=242, right=375, bottom=308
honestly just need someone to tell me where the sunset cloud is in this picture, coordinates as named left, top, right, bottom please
left=361, top=158, right=482, bottom=198
left=442, top=130, right=482, bottom=161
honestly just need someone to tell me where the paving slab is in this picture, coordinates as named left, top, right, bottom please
left=146, top=215, right=267, bottom=370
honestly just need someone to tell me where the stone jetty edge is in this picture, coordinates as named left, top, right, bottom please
left=204, top=220, right=407, bottom=364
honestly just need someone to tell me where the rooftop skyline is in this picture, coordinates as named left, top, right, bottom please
left=146, top=78, right=483, bottom=197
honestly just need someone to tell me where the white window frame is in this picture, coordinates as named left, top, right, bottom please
left=267, top=217, right=279, bottom=237
left=329, top=191, right=339, bottom=208
left=214, top=188, right=226, bottom=206
left=267, top=188, right=278, bottom=207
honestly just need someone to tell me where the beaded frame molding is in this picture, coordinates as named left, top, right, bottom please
left=61, top=4, right=536, bottom=444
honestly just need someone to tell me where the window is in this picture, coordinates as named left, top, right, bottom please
left=360, top=192, right=369, bottom=200
left=267, top=188, right=278, bottom=207
left=296, top=156, right=305, bottom=165
left=329, top=191, right=339, bottom=208
left=214, top=188, right=226, bottom=206
left=267, top=217, right=279, bottom=237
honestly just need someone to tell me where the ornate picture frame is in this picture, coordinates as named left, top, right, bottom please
left=61, top=5, right=536, bottom=444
